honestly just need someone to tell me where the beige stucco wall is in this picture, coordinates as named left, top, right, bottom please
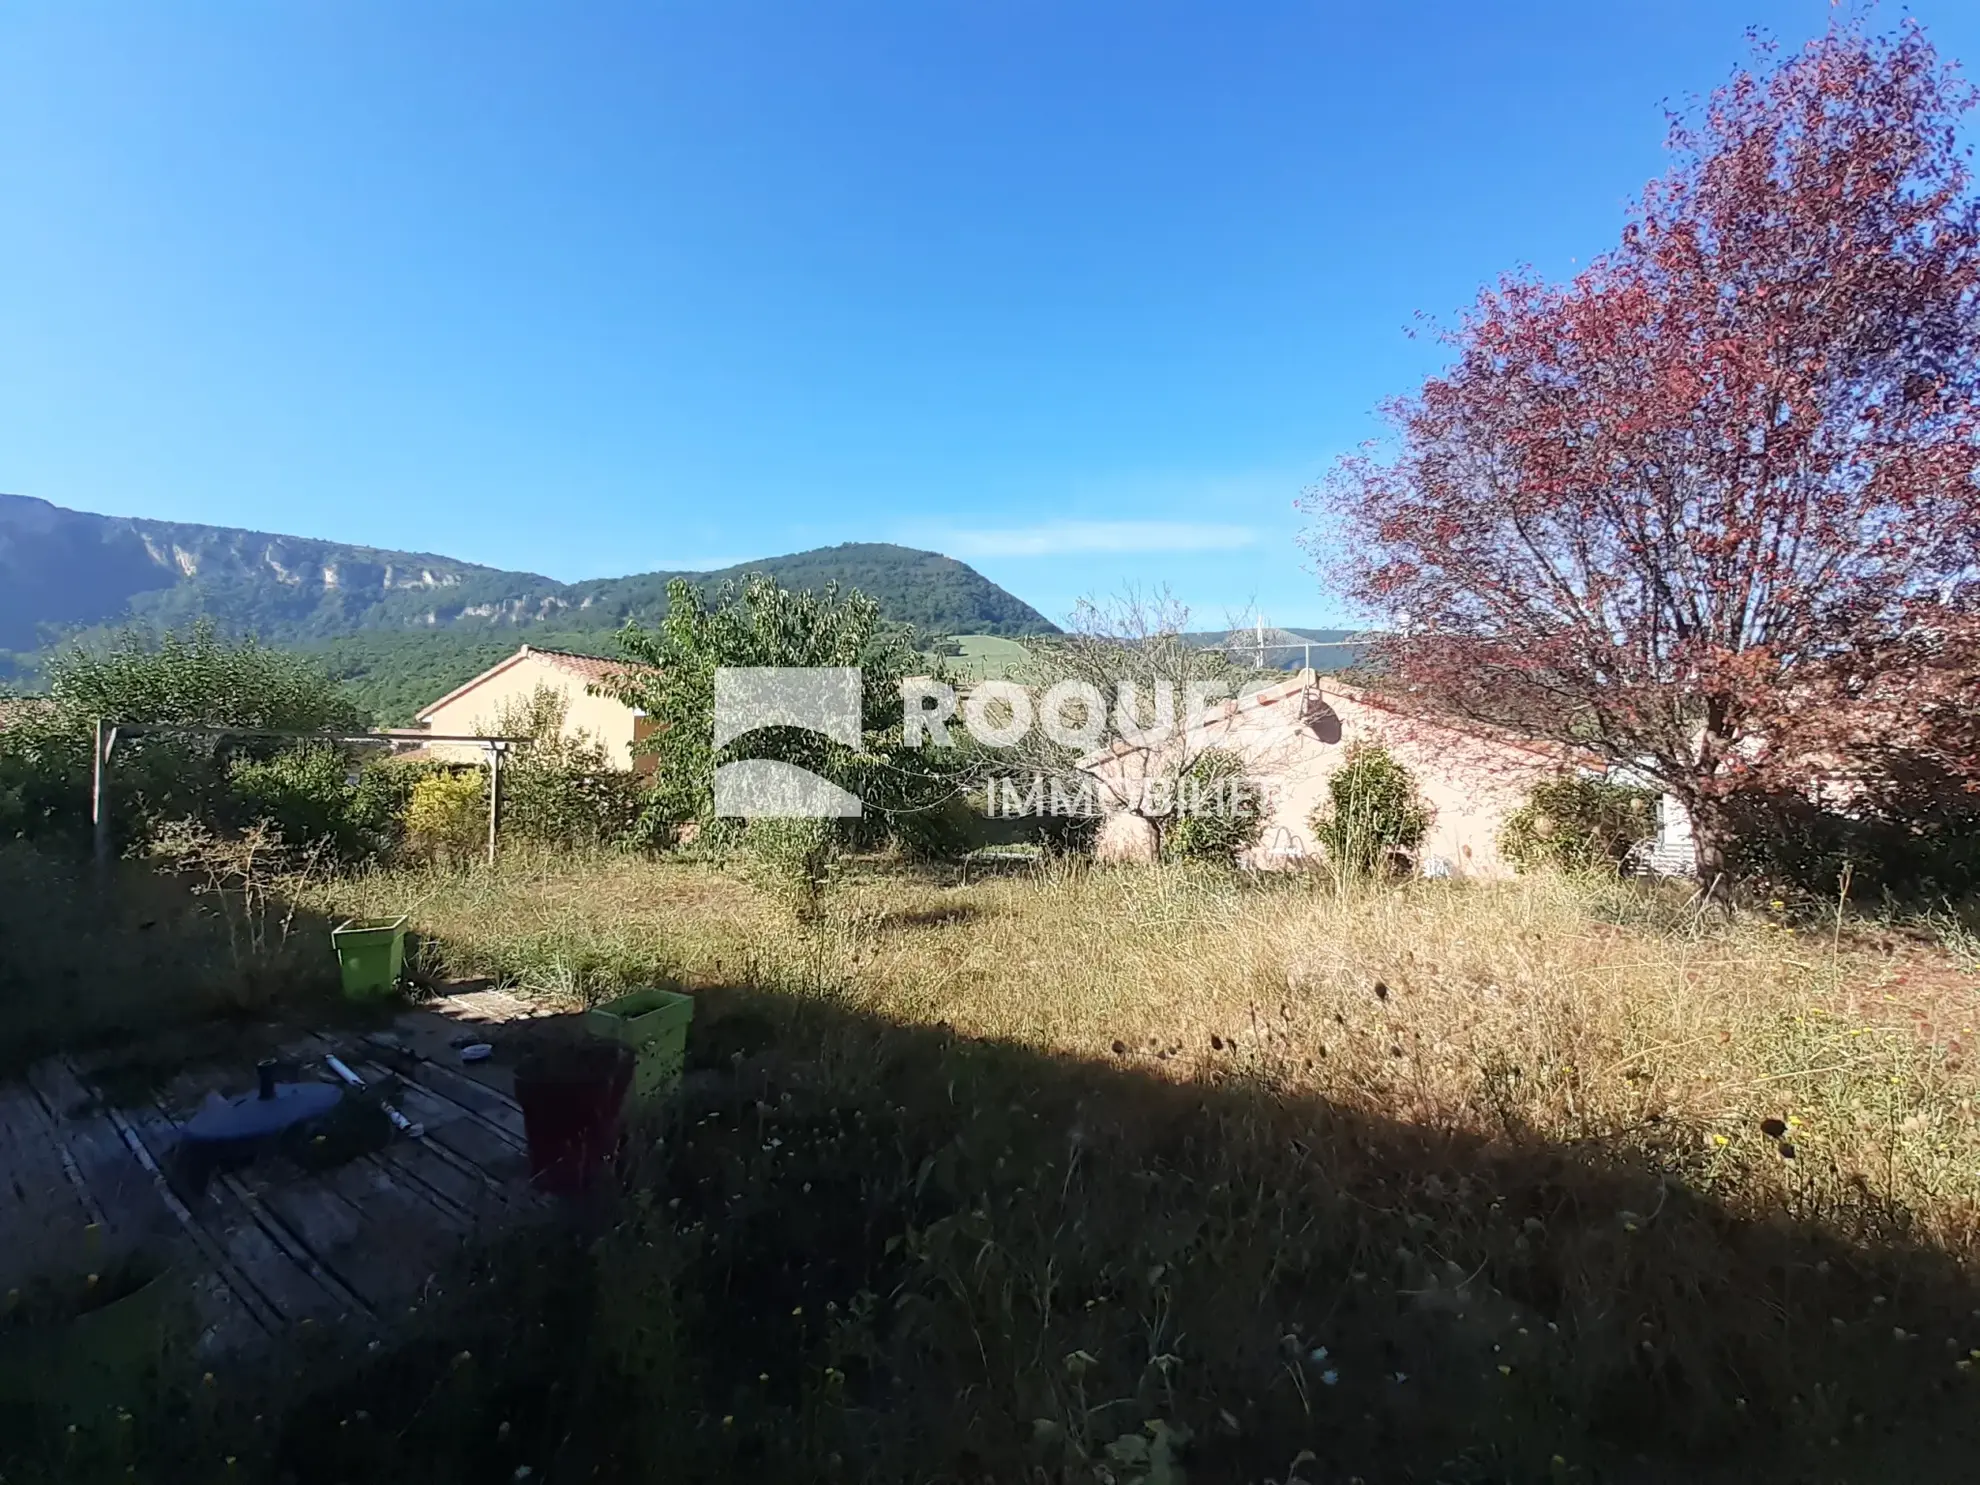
left=418, top=654, right=643, bottom=769
left=1086, top=677, right=1568, bottom=877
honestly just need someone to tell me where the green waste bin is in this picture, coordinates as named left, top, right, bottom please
left=331, top=916, right=409, bottom=1001
left=585, top=988, right=695, bottom=1102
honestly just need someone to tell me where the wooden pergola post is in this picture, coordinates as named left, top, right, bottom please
left=486, top=741, right=504, bottom=866
left=91, top=718, right=112, bottom=884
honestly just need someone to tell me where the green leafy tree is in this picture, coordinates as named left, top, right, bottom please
left=47, top=621, right=364, bottom=733
left=1499, top=774, right=1656, bottom=875
left=0, top=622, right=363, bottom=849
left=603, top=575, right=958, bottom=841
left=1308, top=743, right=1431, bottom=878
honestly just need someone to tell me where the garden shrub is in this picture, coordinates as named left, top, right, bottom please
left=1309, top=742, right=1431, bottom=876
left=741, top=816, right=839, bottom=923
left=484, top=686, right=647, bottom=848
left=225, top=744, right=415, bottom=862
left=0, top=622, right=364, bottom=854
left=405, top=771, right=487, bottom=864
left=1500, top=772, right=1656, bottom=874
left=503, top=765, right=646, bottom=848
left=1723, top=768, right=1980, bottom=906
left=349, top=758, right=435, bottom=843
left=1162, top=748, right=1267, bottom=864
left=0, top=702, right=87, bottom=848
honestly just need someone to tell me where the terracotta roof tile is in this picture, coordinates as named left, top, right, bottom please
left=530, top=649, right=642, bottom=685
left=414, top=644, right=655, bottom=722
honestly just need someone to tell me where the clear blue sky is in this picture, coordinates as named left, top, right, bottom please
left=4, top=2, right=1975, bottom=630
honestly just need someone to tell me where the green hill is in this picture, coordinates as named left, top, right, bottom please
left=557, top=545, right=1054, bottom=640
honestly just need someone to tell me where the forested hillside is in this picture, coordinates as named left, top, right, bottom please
left=305, top=630, right=617, bottom=725
left=0, top=495, right=1058, bottom=687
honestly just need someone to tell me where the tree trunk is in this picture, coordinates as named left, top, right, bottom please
left=1685, top=792, right=1736, bottom=907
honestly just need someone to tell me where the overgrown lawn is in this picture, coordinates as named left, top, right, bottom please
left=267, top=855, right=1980, bottom=1481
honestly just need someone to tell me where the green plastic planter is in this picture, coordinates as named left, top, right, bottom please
left=331, top=916, right=409, bottom=1001
left=585, top=988, right=695, bottom=1102
left=0, top=1263, right=181, bottom=1417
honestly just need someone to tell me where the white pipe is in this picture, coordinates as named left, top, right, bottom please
left=324, top=1055, right=424, bottom=1140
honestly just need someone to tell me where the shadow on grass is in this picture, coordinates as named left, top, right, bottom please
left=8, top=978, right=1980, bottom=1483
left=0, top=841, right=345, bottom=1079
left=872, top=901, right=983, bottom=932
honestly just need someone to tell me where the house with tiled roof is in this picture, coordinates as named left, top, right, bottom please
left=414, top=645, right=656, bottom=770
left=1081, top=670, right=1620, bottom=876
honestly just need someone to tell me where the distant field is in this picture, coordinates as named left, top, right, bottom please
left=935, top=632, right=1031, bottom=681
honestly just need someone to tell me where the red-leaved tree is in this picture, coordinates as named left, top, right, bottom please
left=1306, top=21, right=1980, bottom=881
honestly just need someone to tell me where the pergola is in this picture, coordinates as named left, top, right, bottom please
left=90, top=720, right=530, bottom=874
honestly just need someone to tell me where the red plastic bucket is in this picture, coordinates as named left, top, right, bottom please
left=513, top=1039, right=635, bottom=1195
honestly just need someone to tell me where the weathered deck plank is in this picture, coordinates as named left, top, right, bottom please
left=376, top=1009, right=530, bottom=1105
left=91, top=1095, right=283, bottom=1340
left=282, top=1032, right=534, bottom=1202
left=5, top=1004, right=561, bottom=1357
left=389, top=1058, right=527, bottom=1142
left=113, top=1096, right=338, bottom=1328
left=144, top=1040, right=533, bottom=1310
left=360, top=1074, right=531, bottom=1186
left=275, top=1032, right=516, bottom=1222
left=375, top=1132, right=510, bottom=1217
left=0, top=1084, right=94, bottom=1289
left=24, top=1058, right=170, bottom=1245
left=140, top=1063, right=377, bottom=1321
left=214, top=1169, right=373, bottom=1319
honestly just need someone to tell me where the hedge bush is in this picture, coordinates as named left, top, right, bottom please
left=1309, top=743, right=1430, bottom=877
left=1500, top=773, right=1656, bottom=874
left=406, top=772, right=488, bottom=864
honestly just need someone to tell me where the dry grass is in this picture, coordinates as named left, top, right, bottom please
left=273, top=855, right=1980, bottom=1478
left=318, top=853, right=1980, bottom=1256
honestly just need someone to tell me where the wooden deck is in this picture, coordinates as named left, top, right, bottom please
left=0, top=995, right=558, bottom=1358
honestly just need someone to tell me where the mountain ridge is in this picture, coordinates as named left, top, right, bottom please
left=0, top=494, right=1059, bottom=662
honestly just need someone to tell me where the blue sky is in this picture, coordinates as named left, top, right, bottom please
left=4, top=2, right=1976, bottom=630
